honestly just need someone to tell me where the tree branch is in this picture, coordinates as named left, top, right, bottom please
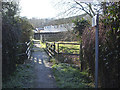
left=74, top=0, right=93, bottom=17
left=88, top=3, right=96, bottom=16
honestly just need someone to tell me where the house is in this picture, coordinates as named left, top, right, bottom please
left=36, top=27, right=44, bottom=32
left=34, top=23, right=75, bottom=42
left=34, top=13, right=89, bottom=42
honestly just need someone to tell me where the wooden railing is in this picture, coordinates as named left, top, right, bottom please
left=46, top=42, right=56, bottom=58
left=16, top=40, right=32, bottom=59
left=45, top=42, right=80, bottom=60
left=25, top=41, right=32, bottom=59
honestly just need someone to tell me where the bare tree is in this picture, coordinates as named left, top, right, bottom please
left=53, top=0, right=102, bottom=18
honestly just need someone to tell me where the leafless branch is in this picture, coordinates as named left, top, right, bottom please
left=74, top=0, right=93, bottom=17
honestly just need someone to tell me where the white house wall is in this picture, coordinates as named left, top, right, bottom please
left=43, top=23, right=74, bottom=33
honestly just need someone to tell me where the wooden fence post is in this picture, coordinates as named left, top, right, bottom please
left=57, top=43, right=59, bottom=60
left=79, top=43, right=83, bottom=71
left=53, top=42, right=55, bottom=56
left=46, top=43, right=47, bottom=50
left=29, top=41, right=32, bottom=59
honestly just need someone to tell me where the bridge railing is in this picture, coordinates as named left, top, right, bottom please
left=46, top=42, right=56, bottom=58
left=16, top=40, right=33, bottom=60
left=45, top=41, right=80, bottom=61
left=25, top=41, right=32, bottom=59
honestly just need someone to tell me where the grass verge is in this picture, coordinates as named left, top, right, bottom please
left=40, top=40, right=46, bottom=49
left=51, top=60, right=94, bottom=88
left=40, top=41, right=94, bottom=88
left=2, top=61, right=35, bottom=88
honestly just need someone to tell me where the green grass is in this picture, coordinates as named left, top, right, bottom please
left=2, top=62, right=35, bottom=88
left=39, top=41, right=80, bottom=54
left=40, top=40, right=46, bottom=48
left=52, top=62, right=94, bottom=88
left=58, top=44, right=80, bottom=54
left=40, top=41, right=80, bottom=64
left=46, top=41, right=80, bottom=54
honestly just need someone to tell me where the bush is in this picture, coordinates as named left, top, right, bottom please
left=82, top=2, right=120, bottom=87
left=74, top=2, right=120, bottom=88
left=2, top=1, right=34, bottom=79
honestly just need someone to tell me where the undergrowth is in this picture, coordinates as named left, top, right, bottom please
left=52, top=62, right=94, bottom=88
left=2, top=62, right=35, bottom=88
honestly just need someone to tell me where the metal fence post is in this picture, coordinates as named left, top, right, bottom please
left=95, top=13, right=99, bottom=88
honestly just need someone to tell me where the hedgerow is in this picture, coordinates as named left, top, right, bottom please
left=81, top=2, right=120, bottom=88
left=2, top=1, right=34, bottom=79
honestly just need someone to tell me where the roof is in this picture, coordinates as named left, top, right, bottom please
left=34, top=23, right=74, bottom=34
left=36, top=28, right=44, bottom=30
left=40, top=27, right=68, bottom=33
left=34, top=27, right=68, bottom=34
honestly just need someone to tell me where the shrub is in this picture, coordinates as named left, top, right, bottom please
left=82, top=5, right=119, bottom=87
left=77, top=2, right=120, bottom=88
left=2, top=1, right=34, bottom=79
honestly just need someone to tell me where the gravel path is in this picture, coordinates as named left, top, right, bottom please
left=30, top=41, right=57, bottom=88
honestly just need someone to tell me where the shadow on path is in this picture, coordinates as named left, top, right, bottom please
left=29, top=41, right=57, bottom=88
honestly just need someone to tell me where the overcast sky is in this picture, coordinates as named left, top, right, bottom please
left=19, top=0, right=58, bottom=19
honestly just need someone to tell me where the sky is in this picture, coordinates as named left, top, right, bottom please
left=19, top=0, right=58, bottom=19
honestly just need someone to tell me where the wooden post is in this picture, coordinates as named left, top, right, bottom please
left=53, top=42, right=55, bottom=56
left=80, top=43, right=83, bottom=71
left=79, top=44, right=81, bottom=70
left=46, top=43, right=47, bottom=50
left=57, top=43, right=59, bottom=60
left=29, top=41, right=32, bottom=59
left=58, top=43, right=59, bottom=54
